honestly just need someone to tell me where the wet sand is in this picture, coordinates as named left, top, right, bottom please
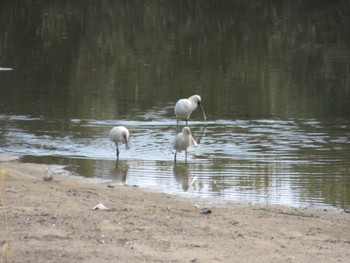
left=0, top=158, right=349, bottom=263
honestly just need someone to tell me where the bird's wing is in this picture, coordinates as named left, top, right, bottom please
left=173, top=134, right=185, bottom=151
left=175, top=99, right=192, bottom=118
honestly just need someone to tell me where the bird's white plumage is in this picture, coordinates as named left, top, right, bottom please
left=173, top=127, right=197, bottom=151
left=173, top=127, right=197, bottom=161
left=109, top=126, right=130, bottom=145
left=174, top=95, right=206, bottom=123
left=109, top=126, right=130, bottom=158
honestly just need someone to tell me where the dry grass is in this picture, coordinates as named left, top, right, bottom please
left=0, top=169, right=10, bottom=263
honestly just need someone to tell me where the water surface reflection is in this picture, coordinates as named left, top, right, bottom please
left=110, top=162, right=129, bottom=184
left=173, top=164, right=199, bottom=192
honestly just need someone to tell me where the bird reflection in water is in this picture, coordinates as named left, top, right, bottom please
left=109, top=162, right=129, bottom=184
left=173, top=164, right=198, bottom=191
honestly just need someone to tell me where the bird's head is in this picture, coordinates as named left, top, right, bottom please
left=182, top=126, right=191, bottom=135
left=189, top=95, right=207, bottom=121
left=189, top=95, right=202, bottom=105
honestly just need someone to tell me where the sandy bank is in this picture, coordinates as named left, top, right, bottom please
left=0, top=159, right=349, bottom=263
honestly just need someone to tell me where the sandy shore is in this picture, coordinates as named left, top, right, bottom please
left=0, top=158, right=349, bottom=263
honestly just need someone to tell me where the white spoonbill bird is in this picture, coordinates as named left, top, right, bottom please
left=174, top=95, right=207, bottom=125
left=109, top=126, right=130, bottom=159
left=173, top=126, right=198, bottom=162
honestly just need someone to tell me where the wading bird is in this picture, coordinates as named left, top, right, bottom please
left=173, top=126, right=197, bottom=162
left=109, top=126, right=130, bottom=160
left=174, top=95, right=207, bottom=125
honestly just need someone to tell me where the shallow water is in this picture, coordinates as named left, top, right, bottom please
left=1, top=113, right=349, bottom=209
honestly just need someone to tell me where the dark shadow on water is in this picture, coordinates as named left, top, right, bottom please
left=193, top=125, right=207, bottom=144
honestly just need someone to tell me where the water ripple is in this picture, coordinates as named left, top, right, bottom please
left=1, top=114, right=350, bottom=209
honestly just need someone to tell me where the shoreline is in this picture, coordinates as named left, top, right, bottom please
left=1, top=158, right=350, bottom=262
left=6, top=154, right=346, bottom=212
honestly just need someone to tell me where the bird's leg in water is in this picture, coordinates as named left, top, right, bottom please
left=174, top=151, right=177, bottom=163
left=185, top=151, right=188, bottom=162
left=116, top=143, right=120, bottom=159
